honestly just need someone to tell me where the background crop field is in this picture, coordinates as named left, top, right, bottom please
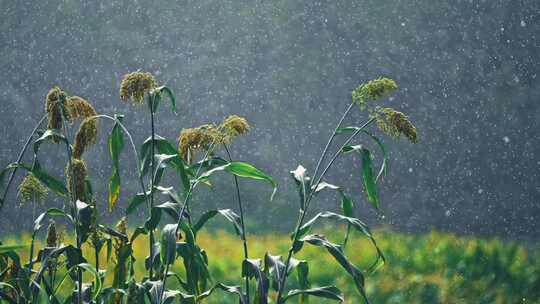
left=5, top=228, right=539, bottom=304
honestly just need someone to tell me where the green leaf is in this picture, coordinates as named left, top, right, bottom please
left=76, top=200, right=93, bottom=243
left=299, top=234, right=367, bottom=301
left=126, top=190, right=151, bottom=215
left=361, top=148, right=379, bottom=209
left=156, top=86, right=177, bottom=114
left=340, top=192, right=355, bottom=218
left=199, top=161, right=277, bottom=201
left=33, top=208, right=69, bottom=233
left=294, top=259, right=310, bottom=304
left=155, top=201, right=182, bottom=221
left=160, top=224, right=178, bottom=265
left=112, top=245, right=132, bottom=289
left=108, top=115, right=124, bottom=211
left=338, top=128, right=389, bottom=182
left=264, top=253, right=285, bottom=291
left=198, top=283, right=247, bottom=304
left=242, top=259, right=269, bottom=304
left=193, top=209, right=243, bottom=238
left=284, top=286, right=343, bottom=302
left=298, top=211, right=386, bottom=273
left=359, top=130, right=389, bottom=182
left=144, top=206, right=162, bottom=231
left=140, top=135, right=191, bottom=192
left=54, top=263, right=102, bottom=301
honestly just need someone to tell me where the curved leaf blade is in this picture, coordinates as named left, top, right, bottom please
left=108, top=115, right=124, bottom=211
left=361, top=148, right=379, bottom=209
left=199, top=162, right=277, bottom=201
left=284, top=286, right=343, bottom=302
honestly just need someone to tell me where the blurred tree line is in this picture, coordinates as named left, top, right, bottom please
left=1, top=0, right=539, bottom=237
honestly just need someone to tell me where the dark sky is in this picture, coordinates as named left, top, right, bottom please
left=0, top=0, right=539, bottom=238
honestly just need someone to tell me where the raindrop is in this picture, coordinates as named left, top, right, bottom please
left=502, top=136, right=510, bottom=143
left=520, top=20, right=526, bottom=27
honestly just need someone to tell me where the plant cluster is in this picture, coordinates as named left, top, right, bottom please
left=0, top=72, right=417, bottom=303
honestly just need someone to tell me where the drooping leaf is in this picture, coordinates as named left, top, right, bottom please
left=284, top=286, right=343, bottom=302
left=187, top=157, right=228, bottom=173
left=299, top=234, right=367, bottom=302
left=33, top=129, right=69, bottom=154
left=340, top=192, right=355, bottom=218
left=264, top=253, right=286, bottom=291
left=108, top=115, right=124, bottom=211
left=160, top=224, right=178, bottom=266
left=242, top=259, right=269, bottom=304
left=337, top=127, right=389, bottom=182
left=360, top=130, right=389, bottom=182
left=144, top=206, right=162, bottom=231
left=198, top=283, right=247, bottom=304
left=140, top=135, right=191, bottom=192
left=76, top=200, right=93, bottom=243
left=312, top=181, right=340, bottom=193
left=361, top=148, right=379, bottom=209
left=193, top=209, right=243, bottom=238
left=126, top=190, right=151, bottom=215
left=130, top=226, right=149, bottom=243
left=145, top=242, right=161, bottom=276
left=156, top=86, right=177, bottom=114
left=200, top=161, right=277, bottom=201
left=156, top=186, right=182, bottom=204
left=53, top=263, right=102, bottom=301
left=155, top=201, right=182, bottom=221
left=297, top=211, right=385, bottom=271
left=293, top=259, right=310, bottom=303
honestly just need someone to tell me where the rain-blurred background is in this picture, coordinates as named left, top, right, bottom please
left=1, top=1, right=539, bottom=302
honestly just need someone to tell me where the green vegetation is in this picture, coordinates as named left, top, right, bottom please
left=3, top=229, right=539, bottom=303
left=0, top=72, right=417, bottom=303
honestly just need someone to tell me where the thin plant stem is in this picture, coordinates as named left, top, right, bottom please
left=312, top=102, right=355, bottom=182
left=149, top=100, right=157, bottom=280
left=276, top=116, right=376, bottom=303
left=0, top=114, right=47, bottom=212
left=28, top=231, right=37, bottom=272
left=223, top=144, right=251, bottom=302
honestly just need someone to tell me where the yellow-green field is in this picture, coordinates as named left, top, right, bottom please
left=5, top=229, right=540, bottom=303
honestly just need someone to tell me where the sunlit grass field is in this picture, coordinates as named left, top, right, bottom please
left=5, top=228, right=540, bottom=303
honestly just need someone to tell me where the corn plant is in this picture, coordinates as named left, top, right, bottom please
left=0, top=72, right=417, bottom=304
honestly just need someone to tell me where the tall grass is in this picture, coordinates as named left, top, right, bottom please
left=0, top=73, right=418, bottom=303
